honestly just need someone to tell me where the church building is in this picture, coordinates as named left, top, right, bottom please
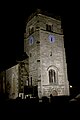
left=0, top=9, right=69, bottom=99
left=24, top=9, right=69, bottom=98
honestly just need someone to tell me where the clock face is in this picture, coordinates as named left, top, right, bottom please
left=29, top=36, right=34, bottom=45
left=48, top=35, right=55, bottom=43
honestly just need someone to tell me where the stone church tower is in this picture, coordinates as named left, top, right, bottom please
left=24, top=9, right=69, bottom=98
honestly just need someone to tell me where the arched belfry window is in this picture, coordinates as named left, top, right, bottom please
left=47, top=65, right=58, bottom=84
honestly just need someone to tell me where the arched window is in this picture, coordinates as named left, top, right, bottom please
left=47, top=65, right=58, bottom=84
left=49, top=69, right=56, bottom=83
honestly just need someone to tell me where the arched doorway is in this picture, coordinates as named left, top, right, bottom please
left=52, top=90, right=58, bottom=96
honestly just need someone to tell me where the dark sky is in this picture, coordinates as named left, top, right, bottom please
left=0, top=1, right=80, bottom=91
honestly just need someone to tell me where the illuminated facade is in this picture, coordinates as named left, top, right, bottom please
left=6, top=64, right=19, bottom=99
left=0, top=10, right=69, bottom=99
left=24, top=10, right=69, bottom=98
left=5, top=58, right=29, bottom=99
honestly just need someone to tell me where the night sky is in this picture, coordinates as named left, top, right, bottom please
left=0, top=1, right=80, bottom=94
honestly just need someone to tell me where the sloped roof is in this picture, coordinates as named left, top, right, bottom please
left=0, top=52, right=29, bottom=72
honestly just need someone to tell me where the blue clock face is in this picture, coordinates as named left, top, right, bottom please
left=29, top=36, right=34, bottom=45
left=48, top=35, right=55, bottom=43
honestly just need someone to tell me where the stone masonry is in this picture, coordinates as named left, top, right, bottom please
left=3, top=10, right=69, bottom=99
left=24, top=10, right=69, bottom=98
